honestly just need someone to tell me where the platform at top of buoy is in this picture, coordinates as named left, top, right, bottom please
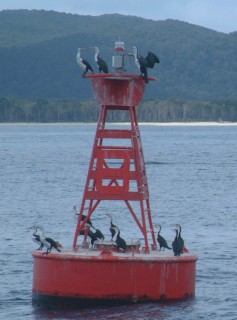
left=86, top=73, right=156, bottom=81
left=85, top=73, right=156, bottom=107
left=32, top=243, right=197, bottom=262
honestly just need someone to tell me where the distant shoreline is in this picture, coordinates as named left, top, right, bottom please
left=1, top=122, right=237, bottom=126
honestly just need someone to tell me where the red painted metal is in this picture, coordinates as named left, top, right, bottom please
left=32, top=71, right=198, bottom=305
left=32, top=250, right=197, bottom=302
left=73, top=74, right=157, bottom=252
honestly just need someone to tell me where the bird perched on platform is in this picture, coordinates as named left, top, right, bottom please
left=132, top=46, right=160, bottom=83
left=172, top=228, right=183, bottom=256
left=92, top=46, right=109, bottom=73
left=31, top=225, right=44, bottom=250
left=155, top=224, right=171, bottom=251
left=36, top=226, right=61, bottom=255
left=175, top=224, right=189, bottom=253
left=76, top=47, right=94, bottom=78
left=111, top=225, right=127, bottom=252
left=107, top=213, right=117, bottom=240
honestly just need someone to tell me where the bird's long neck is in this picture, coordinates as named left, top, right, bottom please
left=94, top=47, right=99, bottom=61
left=33, top=227, right=37, bottom=236
left=174, top=229, right=178, bottom=239
left=177, top=225, right=181, bottom=237
left=133, top=47, right=140, bottom=68
left=114, top=227, right=120, bottom=238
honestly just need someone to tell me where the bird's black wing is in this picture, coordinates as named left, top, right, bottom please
left=145, top=51, right=160, bottom=68
left=83, top=59, right=93, bottom=72
left=98, top=57, right=108, bottom=73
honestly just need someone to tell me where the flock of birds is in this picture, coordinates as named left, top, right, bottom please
left=76, top=46, right=159, bottom=83
left=31, top=213, right=186, bottom=256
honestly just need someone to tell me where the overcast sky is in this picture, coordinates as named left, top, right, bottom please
left=1, top=0, right=237, bottom=33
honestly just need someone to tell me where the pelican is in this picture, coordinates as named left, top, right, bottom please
left=132, top=46, right=159, bottom=83
left=155, top=224, right=171, bottom=251
left=92, top=46, right=108, bottom=73
left=76, top=48, right=93, bottom=78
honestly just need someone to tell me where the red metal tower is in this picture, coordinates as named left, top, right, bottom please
left=73, top=73, right=157, bottom=251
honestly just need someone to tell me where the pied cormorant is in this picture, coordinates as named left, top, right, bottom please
left=76, top=47, right=94, bottom=77
left=132, top=46, right=159, bottom=83
left=92, top=46, right=109, bottom=73
left=156, top=224, right=171, bottom=250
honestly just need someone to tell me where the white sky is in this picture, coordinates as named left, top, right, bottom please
left=1, top=0, right=237, bottom=33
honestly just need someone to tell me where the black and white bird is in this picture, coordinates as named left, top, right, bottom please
left=156, top=224, right=171, bottom=251
left=36, top=226, right=61, bottom=255
left=76, top=47, right=94, bottom=78
left=176, top=224, right=185, bottom=254
left=74, top=206, right=105, bottom=247
left=92, top=46, right=109, bottom=73
left=31, top=225, right=44, bottom=250
left=172, top=228, right=183, bottom=256
left=132, top=46, right=160, bottom=83
left=111, top=225, right=127, bottom=252
left=107, top=213, right=117, bottom=240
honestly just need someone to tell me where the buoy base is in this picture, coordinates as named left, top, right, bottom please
left=32, top=247, right=197, bottom=306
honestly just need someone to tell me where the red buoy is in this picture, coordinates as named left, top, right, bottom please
left=32, top=43, right=197, bottom=305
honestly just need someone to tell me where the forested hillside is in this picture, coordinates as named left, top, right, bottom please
left=1, top=97, right=236, bottom=123
left=0, top=9, right=237, bottom=101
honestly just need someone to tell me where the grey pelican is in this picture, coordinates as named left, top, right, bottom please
left=155, top=224, right=171, bottom=250
left=132, top=46, right=159, bottom=83
left=92, top=46, right=108, bottom=73
left=76, top=48, right=94, bottom=77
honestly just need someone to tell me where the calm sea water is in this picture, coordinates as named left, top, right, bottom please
left=0, top=123, right=237, bottom=320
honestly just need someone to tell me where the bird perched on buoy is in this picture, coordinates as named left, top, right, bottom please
left=172, top=228, right=183, bottom=256
left=107, top=213, right=117, bottom=240
left=155, top=224, right=171, bottom=251
left=73, top=206, right=105, bottom=247
left=132, top=46, right=160, bottom=83
left=176, top=224, right=189, bottom=253
left=92, top=46, right=109, bottom=73
left=76, top=47, right=94, bottom=78
left=172, top=224, right=185, bottom=256
left=111, top=225, right=127, bottom=252
left=36, top=226, right=61, bottom=255
left=31, top=225, right=44, bottom=250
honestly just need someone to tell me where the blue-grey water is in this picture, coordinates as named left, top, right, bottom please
left=0, top=123, right=237, bottom=319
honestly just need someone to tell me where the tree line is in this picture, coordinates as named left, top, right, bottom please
left=1, top=97, right=237, bottom=123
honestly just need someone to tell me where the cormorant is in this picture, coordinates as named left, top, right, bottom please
left=111, top=226, right=127, bottom=252
left=92, top=46, right=109, bottom=73
left=37, top=226, right=61, bottom=255
left=89, top=225, right=105, bottom=247
left=76, top=48, right=94, bottom=77
left=73, top=206, right=93, bottom=226
left=172, top=229, right=183, bottom=256
left=132, top=46, right=160, bottom=83
left=107, top=213, right=117, bottom=240
left=31, top=225, right=44, bottom=250
left=176, top=224, right=185, bottom=254
left=156, top=224, right=171, bottom=251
